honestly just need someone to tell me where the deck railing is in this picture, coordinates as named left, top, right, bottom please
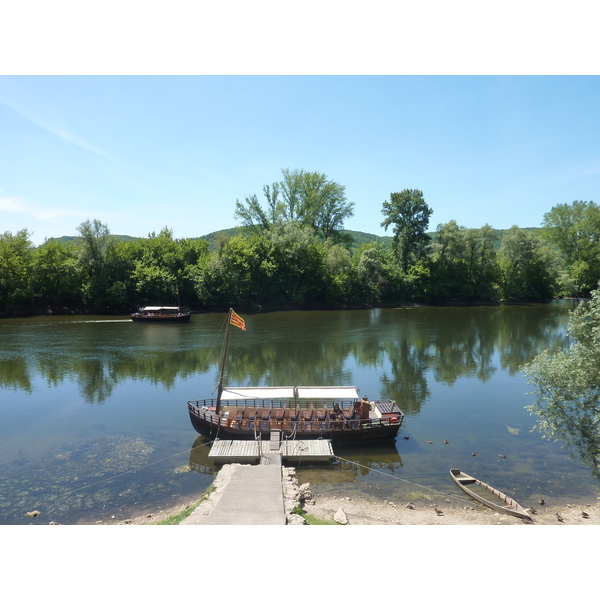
left=188, top=399, right=404, bottom=431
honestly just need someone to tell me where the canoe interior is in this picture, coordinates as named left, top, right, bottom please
left=450, top=469, right=532, bottom=520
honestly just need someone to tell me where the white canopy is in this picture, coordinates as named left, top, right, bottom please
left=221, top=387, right=296, bottom=400
left=141, top=306, right=180, bottom=311
left=296, top=386, right=360, bottom=399
left=220, top=386, right=360, bottom=401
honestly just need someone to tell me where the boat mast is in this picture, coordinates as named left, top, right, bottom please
left=215, top=308, right=233, bottom=414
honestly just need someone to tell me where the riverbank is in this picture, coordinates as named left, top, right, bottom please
left=79, top=493, right=600, bottom=526
left=78, top=471, right=600, bottom=526
left=301, top=493, right=600, bottom=525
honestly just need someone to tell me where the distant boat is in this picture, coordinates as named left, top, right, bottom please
left=131, top=306, right=192, bottom=323
left=450, top=469, right=532, bottom=520
left=187, top=308, right=405, bottom=445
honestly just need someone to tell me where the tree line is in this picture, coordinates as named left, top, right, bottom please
left=1, top=169, right=599, bottom=314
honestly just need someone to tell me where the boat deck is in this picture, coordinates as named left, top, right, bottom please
left=190, top=398, right=403, bottom=435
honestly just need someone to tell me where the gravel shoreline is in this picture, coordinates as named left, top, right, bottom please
left=78, top=467, right=600, bottom=526
left=302, top=493, right=600, bottom=525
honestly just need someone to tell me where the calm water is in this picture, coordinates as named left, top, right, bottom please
left=1, top=302, right=598, bottom=524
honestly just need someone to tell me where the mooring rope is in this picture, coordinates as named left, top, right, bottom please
left=334, top=455, right=466, bottom=502
left=56, top=439, right=464, bottom=505
left=56, top=439, right=214, bottom=498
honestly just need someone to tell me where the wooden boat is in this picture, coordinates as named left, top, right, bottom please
left=187, top=309, right=405, bottom=446
left=450, top=469, right=533, bottom=520
left=131, top=306, right=192, bottom=322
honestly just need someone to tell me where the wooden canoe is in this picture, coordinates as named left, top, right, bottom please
left=450, top=469, right=533, bottom=521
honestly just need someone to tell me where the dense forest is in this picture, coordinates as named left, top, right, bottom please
left=1, top=170, right=600, bottom=315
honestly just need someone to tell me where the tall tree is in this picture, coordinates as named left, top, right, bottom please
left=498, top=226, right=559, bottom=301
left=294, top=170, right=353, bottom=241
left=76, top=219, right=127, bottom=308
left=234, top=184, right=283, bottom=235
left=381, top=189, right=433, bottom=273
left=541, top=200, right=600, bottom=295
left=463, top=224, right=499, bottom=300
left=128, top=227, right=209, bottom=306
left=77, top=219, right=113, bottom=279
left=30, top=239, right=81, bottom=308
left=235, top=168, right=354, bottom=243
left=0, top=229, right=33, bottom=311
left=354, top=242, right=388, bottom=303
left=429, top=220, right=468, bottom=299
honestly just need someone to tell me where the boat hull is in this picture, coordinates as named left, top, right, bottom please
left=131, top=314, right=191, bottom=322
left=188, top=401, right=402, bottom=446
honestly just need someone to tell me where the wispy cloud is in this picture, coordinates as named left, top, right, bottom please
left=0, top=197, right=32, bottom=213
left=0, top=197, right=118, bottom=223
left=0, top=85, right=114, bottom=162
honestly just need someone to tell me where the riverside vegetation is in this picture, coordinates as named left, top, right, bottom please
left=2, top=172, right=600, bottom=315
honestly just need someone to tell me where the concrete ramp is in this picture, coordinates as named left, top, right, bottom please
left=182, top=463, right=286, bottom=525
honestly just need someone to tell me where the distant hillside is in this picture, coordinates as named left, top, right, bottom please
left=198, top=227, right=541, bottom=252
left=48, top=227, right=541, bottom=253
left=196, top=227, right=393, bottom=249
left=50, top=234, right=139, bottom=246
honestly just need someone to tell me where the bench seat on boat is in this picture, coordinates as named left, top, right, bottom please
left=256, top=407, right=271, bottom=431
left=227, top=407, right=244, bottom=428
left=282, top=407, right=298, bottom=432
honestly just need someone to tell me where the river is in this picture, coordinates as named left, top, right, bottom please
left=1, top=301, right=598, bottom=524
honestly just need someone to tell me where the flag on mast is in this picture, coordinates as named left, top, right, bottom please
left=230, top=310, right=246, bottom=331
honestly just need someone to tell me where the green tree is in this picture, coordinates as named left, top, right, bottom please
left=128, top=228, right=209, bottom=307
left=294, top=170, right=353, bottom=242
left=463, top=224, right=499, bottom=300
left=76, top=220, right=141, bottom=310
left=498, top=226, right=559, bottom=301
left=76, top=219, right=115, bottom=307
left=234, top=184, right=283, bottom=235
left=0, top=229, right=33, bottom=311
left=30, top=239, right=82, bottom=308
left=430, top=220, right=468, bottom=300
left=196, top=234, right=269, bottom=309
left=353, top=242, right=388, bottom=304
left=263, top=223, right=327, bottom=306
left=381, top=189, right=433, bottom=273
left=77, top=219, right=112, bottom=279
left=235, top=168, right=354, bottom=243
left=323, top=241, right=352, bottom=304
left=541, top=200, right=600, bottom=295
left=522, top=287, right=600, bottom=475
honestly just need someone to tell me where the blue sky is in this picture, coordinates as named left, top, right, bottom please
left=1, top=75, right=599, bottom=246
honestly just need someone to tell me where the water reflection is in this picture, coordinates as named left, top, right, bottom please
left=0, top=304, right=573, bottom=409
left=188, top=437, right=216, bottom=475
left=1, top=302, right=599, bottom=523
left=528, top=394, right=600, bottom=478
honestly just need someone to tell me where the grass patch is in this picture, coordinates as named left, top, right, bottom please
left=302, top=513, right=340, bottom=525
left=155, top=486, right=214, bottom=525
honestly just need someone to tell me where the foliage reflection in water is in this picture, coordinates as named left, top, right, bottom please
left=0, top=302, right=598, bottom=524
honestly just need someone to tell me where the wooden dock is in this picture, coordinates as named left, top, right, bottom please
left=208, top=435, right=335, bottom=464
left=208, top=439, right=261, bottom=463
left=278, top=439, right=335, bottom=461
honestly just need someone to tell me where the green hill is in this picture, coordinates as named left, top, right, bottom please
left=49, top=234, right=139, bottom=247
left=48, top=227, right=541, bottom=253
